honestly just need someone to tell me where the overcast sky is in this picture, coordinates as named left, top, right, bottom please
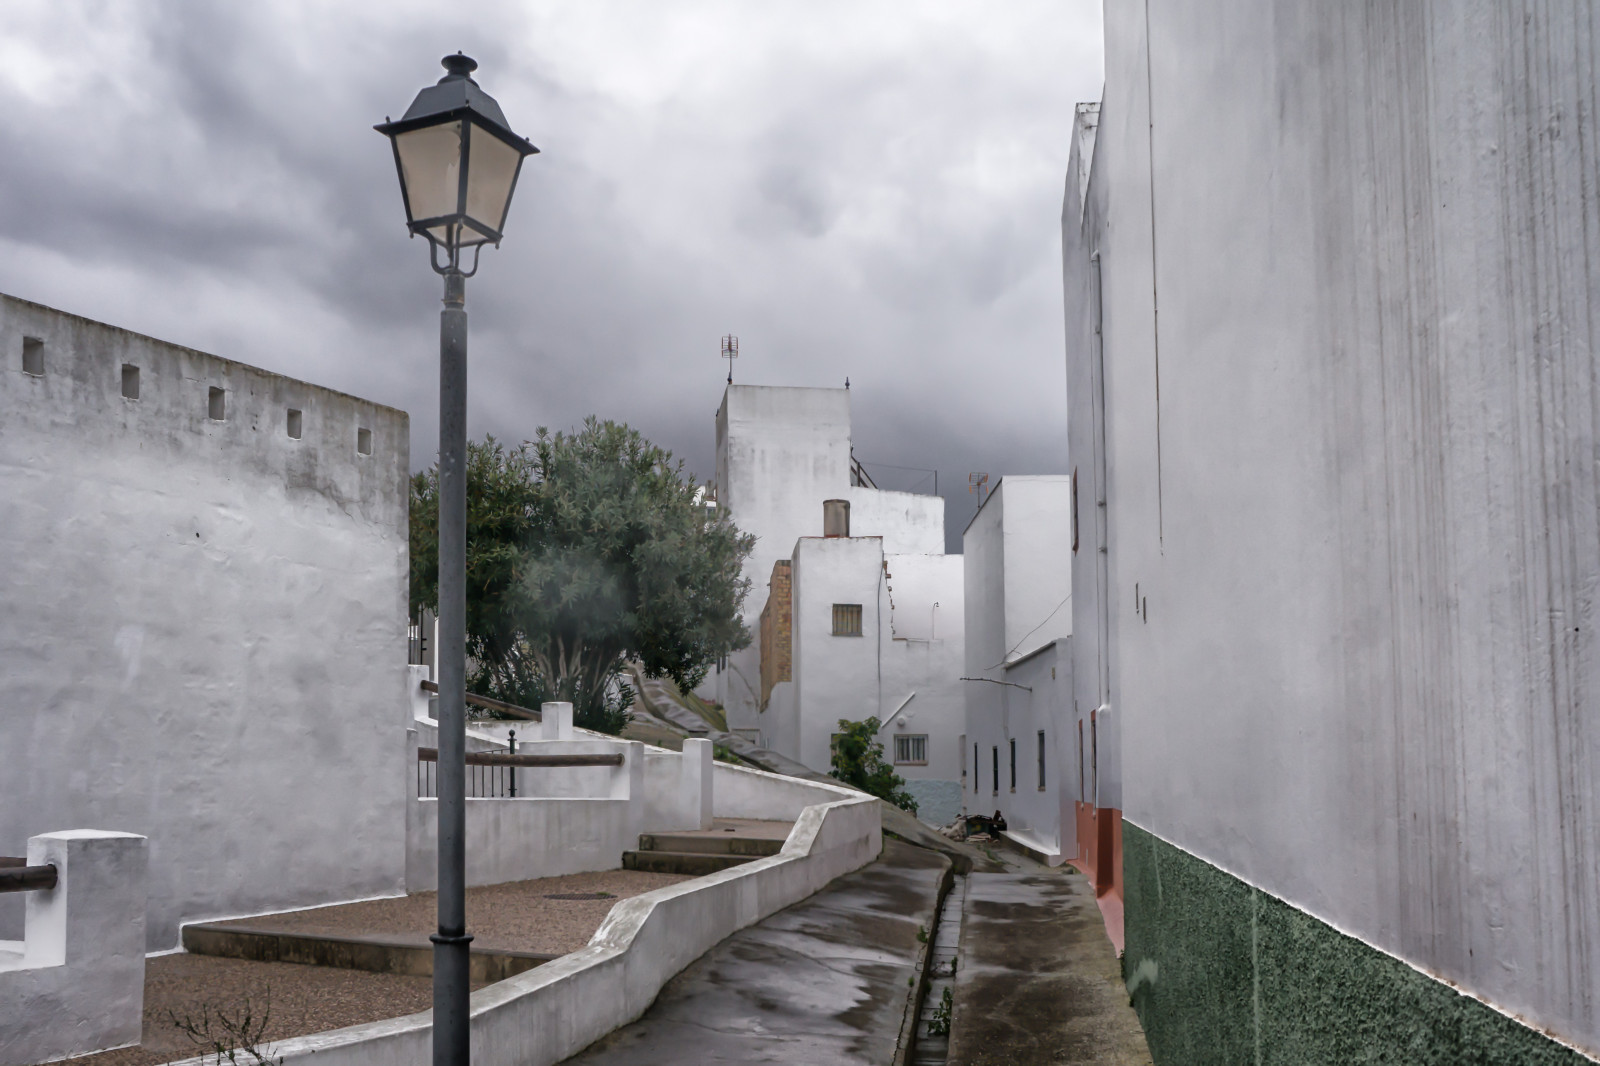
left=0, top=2, right=1103, bottom=550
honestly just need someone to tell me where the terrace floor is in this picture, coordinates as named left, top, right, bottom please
left=49, top=867, right=691, bottom=1066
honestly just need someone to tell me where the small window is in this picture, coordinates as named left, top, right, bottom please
left=991, top=746, right=999, bottom=796
left=208, top=386, right=226, bottom=421
left=1010, top=739, right=1017, bottom=792
left=21, top=337, right=43, bottom=376
left=357, top=427, right=373, bottom=455
left=286, top=409, right=302, bottom=439
left=1037, top=730, right=1046, bottom=790
left=893, top=734, right=927, bottom=766
left=121, top=364, right=140, bottom=400
left=831, top=603, right=863, bottom=636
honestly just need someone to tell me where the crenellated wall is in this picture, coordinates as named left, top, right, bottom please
left=0, top=293, right=410, bottom=950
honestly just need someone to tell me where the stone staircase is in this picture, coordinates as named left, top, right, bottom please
left=621, top=828, right=785, bottom=876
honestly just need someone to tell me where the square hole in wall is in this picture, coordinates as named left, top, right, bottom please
left=286, top=408, right=302, bottom=439
left=21, top=337, right=43, bottom=376
left=121, top=364, right=140, bottom=400
left=208, top=386, right=226, bottom=421
left=357, top=427, right=372, bottom=455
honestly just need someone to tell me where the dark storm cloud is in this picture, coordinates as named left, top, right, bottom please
left=0, top=1, right=1102, bottom=550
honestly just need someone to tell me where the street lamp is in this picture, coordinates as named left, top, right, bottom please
left=377, top=54, right=537, bottom=1066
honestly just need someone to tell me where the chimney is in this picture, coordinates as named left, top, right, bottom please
left=823, top=499, right=851, bottom=538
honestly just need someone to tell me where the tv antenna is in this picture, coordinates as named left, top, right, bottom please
left=721, top=335, right=739, bottom=384
left=968, top=472, right=990, bottom=499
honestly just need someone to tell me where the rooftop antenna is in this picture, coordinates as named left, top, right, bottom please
left=721, top=335, right=739, bottom=384
left=968, top=472, right=990, bottom=500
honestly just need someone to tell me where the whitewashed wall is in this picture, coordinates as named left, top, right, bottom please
left=0, top=294, right=410, bottom=950
left=709, top=385, right=948, bottom=746
left=1067, top=1, right=1600, bottom=1049
left=791, top=536, right=886, bottom=772
left=880, top=552, right=965, bottom=823
left=712, top=385, right=853, bottom=732
left=962, top=478, right=1075, bottom=843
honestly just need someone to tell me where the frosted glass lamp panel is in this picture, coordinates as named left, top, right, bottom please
left=395, top=121, right=463, bottom=223
left=464, top=125, right=522, bottom=237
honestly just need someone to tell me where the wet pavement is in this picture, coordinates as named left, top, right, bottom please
left=948, top=870, right=1152, bottom=1066
left=562, top=839, right=949, bottom=1065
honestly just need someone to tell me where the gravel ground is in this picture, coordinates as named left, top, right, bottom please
left=214, top=868, right=692, bottom=956
left=46, top=953, right=453, bottom=1066
left=44, top=869, right=692, bottom=1066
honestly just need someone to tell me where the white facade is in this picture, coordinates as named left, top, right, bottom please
left=710, top=384, right=964, bottom=822
left=0, top=294, right=410, bottom=951
left=961, top=477, right=1074, bottom=857
left=712, top=385, right=853, bottom=728
left=1065, top=1, right=1600, bottom=1052
left=782, top=534, right=966, bottom=823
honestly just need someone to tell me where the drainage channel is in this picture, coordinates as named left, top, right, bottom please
left=911, top=873, right=967, bottom=1066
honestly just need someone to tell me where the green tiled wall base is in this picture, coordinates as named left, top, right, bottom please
left=1122, top=822, right=1594, bottom=1065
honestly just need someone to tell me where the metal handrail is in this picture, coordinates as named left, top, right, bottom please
left=419, top=680, right=541, bottom=722
left=0, top=860, right=58, bottom=893
left=416, top=747, right=623, bottom=768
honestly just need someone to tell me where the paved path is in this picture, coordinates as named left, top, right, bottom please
left=948, top=870, right=1152, bottom=1066
left=562, top=840, right=948, bottom=1065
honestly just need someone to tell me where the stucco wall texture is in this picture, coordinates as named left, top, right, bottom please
left=0, top=294, right=410, bottom=950
left=713, top=385, right=853, bottom=733
left=963, top=478, right=1076, bottom=853
left=1065, top=1, right=1600, bottom=1055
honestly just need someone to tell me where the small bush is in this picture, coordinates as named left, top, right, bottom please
left=828, top=717, right=917, bottom=813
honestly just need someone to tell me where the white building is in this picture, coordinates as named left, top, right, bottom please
left=1064, top=3, right=1600, bottom=1059
left=960, top=477, right=1074, bottom=861
left=709, top=385, right=964, bottom=822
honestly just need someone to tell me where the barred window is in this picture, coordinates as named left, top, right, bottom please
left=832, top=603, right=863, bottom=636
left=894, top=734, right=928, bottom=765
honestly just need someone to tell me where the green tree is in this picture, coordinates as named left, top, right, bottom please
left=829, top=718, right=917, bottom=813
left=411, top=420, right=755, bottom=733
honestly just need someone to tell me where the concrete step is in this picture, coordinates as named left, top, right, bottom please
left=182, top=922, right=555, bottom=983
left=637, top=832, right=784, bottom=857
left=621, top=850, right=757, bottom=876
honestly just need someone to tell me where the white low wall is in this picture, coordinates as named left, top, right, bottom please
left=196, top=775, right=878, bottom=1066
left=0, top=831, right=147, bottom=1066
left=641, top=740, right=714, bottom=833
left=405, top=731, right=646, bottom=892
left=711, top=761, right=849, bottom=821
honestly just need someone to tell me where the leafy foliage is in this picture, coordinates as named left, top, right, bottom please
left=829, top=717, right=918, bottom=813
left=927, top=986, right=953, bottom=1037
left=411, top=421, right=754, bottom=734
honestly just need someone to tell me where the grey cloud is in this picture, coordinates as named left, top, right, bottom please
left=0, top=0, right=1102, bottom=551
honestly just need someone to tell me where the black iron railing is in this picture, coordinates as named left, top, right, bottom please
left=0, top=856, right=57, bottom=893
left=415, top=742, right=625, bottom=799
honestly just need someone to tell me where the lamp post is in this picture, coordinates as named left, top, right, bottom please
left=377, top=54, right=537, bottom=1066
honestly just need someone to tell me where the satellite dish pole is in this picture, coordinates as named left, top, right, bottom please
left=721, top=335, right=739, bottom=384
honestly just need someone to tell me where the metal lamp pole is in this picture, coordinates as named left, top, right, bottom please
left=377, top=54, right=537, bottom=1066
left=433, top=262, right=471, bottom=1064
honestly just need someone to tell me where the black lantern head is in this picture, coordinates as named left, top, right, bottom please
left=376, top=54, right=539, bottom=257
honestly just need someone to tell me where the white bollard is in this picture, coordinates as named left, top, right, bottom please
left=407, top=663, right=433, bottom=726
left=682, top=738, right=715, bottom=830
left=540, top=701, right=574, bottom=740
left=0, top=830, right=147, bottom=1066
